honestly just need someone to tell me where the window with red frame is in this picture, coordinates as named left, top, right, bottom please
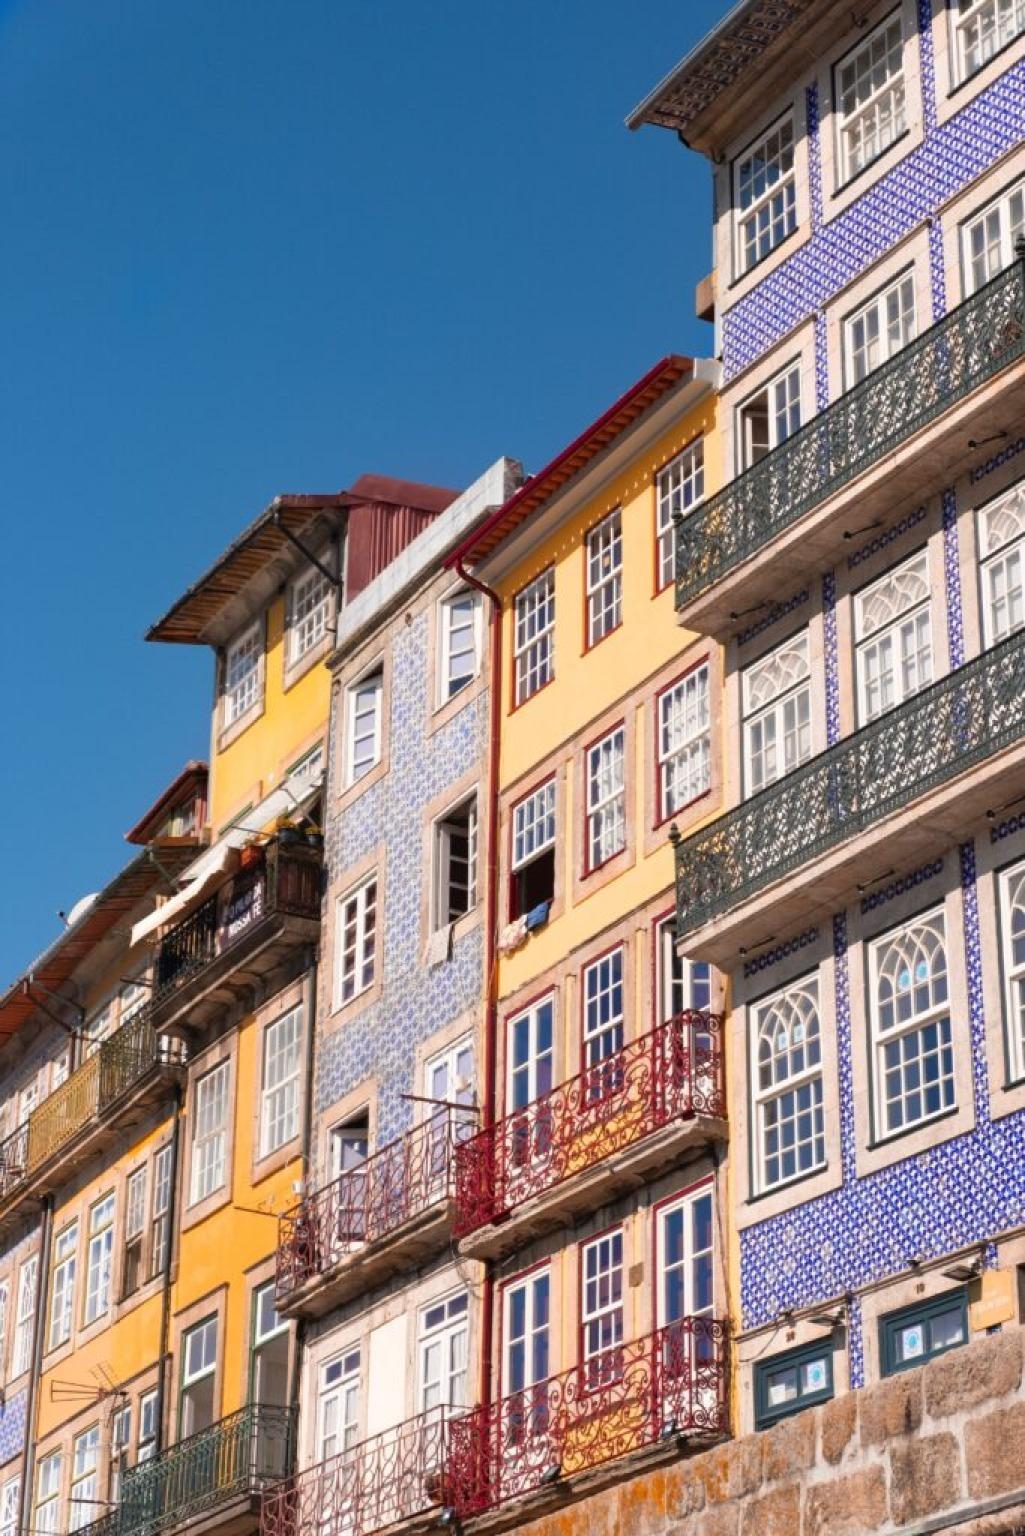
left=656, top=440, right=704, bottom=592
left=510, top=780, right=556, bottom=920
left=581, top=1230, right=624, bottom=1386
left=657, top=665, right=710, bottom=821
left=582, top=948, right=625, bottom=1101
left=585, top=728, right=625, bottom=871
left=586, top=510, right=623, bottom=647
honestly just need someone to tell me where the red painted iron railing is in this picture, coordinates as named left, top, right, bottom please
left=453, top=1011, right=724, bottom=1239
left=275, top=1109, right=469, bottom=1303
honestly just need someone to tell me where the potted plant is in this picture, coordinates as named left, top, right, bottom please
left=276, top=816, right=303, bottom=847
left=239, top=838, right=264, bottom=870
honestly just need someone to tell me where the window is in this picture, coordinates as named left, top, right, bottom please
left=191, top=1062, right=229, bottom=1204
left=425, top=1038, right=475, bottom=1134
left=434, top=796, right=479, bottom=927
left=344, top=668, right=384, bottom=785
left=583, top=948, right=625, bottom=1085
left=870, top=908, right=955, bottom=1137
left=251, top=1282, right=290, bottom=1408
left=586, top=509, right=623, bottom=647
left=288, top=742, right=325, bottom=784
left=330, top=1113, right=369, bottom=1177
left=581, top=1231, right=624, bottom=1383
left=419, top=1291, right=469, bottom=1412
left=1000, top=857, right=1025, bottom=1080
left=738, top=362, right=801, bottom=469
left=109, top=1405, right=131, bottom=1504
left=35, top=1451, right=61, bottom=1536
left=69, top=1425, right=100, bottom=1532
left=0, top=1278, right=7, bottom=1374
left=514, top=569, right=555, bottom=704
left=150, top=1145, right=173, bottom=1279
left=122, top=1169, right=147, bottom=1298
left=656, top=441, right=704, bottom=592
left=82, top=1006, right=111, bottom=1060
left=504, top=1269, right=550, bottom=1397
left=752, top=977, right=825, bottom=1192
left=734, top=115, right=796, bottom=275
left=288, top=564, right=333, bottom=666
left=963, top=176, right=1025, bottom=292
left=835, top=13, right=906, bottom=184
left=118, top=979, right=148, bottom=1027
left=585, top=727, right=625, bottom=871
left=844, top=271, right=916, bottom=384
left=978, top=478, right=1025, bottom=645
left=881, top=1289, right=967, bottom=1374
left=180, top=1316, right=218, bottom=1437
left=657, top=1185, right=714, bottom=1328
left=12, top=1253, right=37, bottom=1375
left=19, top=1078, right=38, bottom=1123
left=333, top=878, right=377, bottom=1008
left=953, top=0, right=1025, bottom=82
left=510, top=780, right=556, bottom=920
left=48, top=1221, right=78, bottom=1349
left=507, top=997, right=555, bottom=1112
left=755, top=1340, right=834, bottom=1428
left=51, top=1050, right=70, bottom=1090
left=1, top=1477, right=20, bottom=1536
left=854, top=551, right=932, bottom=724
left=137, top=1390, right=159, bottom=1463
left=318, top=1349, right=361, bottom=1461
left=439, top=590, right=482, bottom=702
left=658, top=665, right=711, bottom=820
left=84, top=1193, right=115, bottom=1325
left=260, top=1006, right=303, bottom=1157
left=656, top=917, right=711, bottom=1021
left=223, top=622, right=262, bottom=727
left=742, top=630, right=812, bottom=795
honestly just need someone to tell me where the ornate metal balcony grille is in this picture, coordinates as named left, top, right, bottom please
left=453, top=1012, right=724, bottom=1240
left=275, top=1107, right=469, bottom=1303
left=674, top=627, right=1025, bottom=936
left=260, top=1406, right=456, bottom=1536
left=0, top=1121, right=28, bottom=1204
left=675, top=253, right=1025, bottom=610
left=449, top=1318, right=729, bottom=1516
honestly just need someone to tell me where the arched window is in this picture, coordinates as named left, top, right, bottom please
left=869, top=909, right=954, bottom=1135
left=1000, top=859, right=1025, bottom=1081
left=751, top=978, right=825, bottom=1191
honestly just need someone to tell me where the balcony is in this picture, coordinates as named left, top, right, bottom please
left=82, top=1405, right=295, bottom=1536
left=0, top=1006, right=184, bottom=1236
left=675, top=254, right=1025, bottom=638
left=454, top=1013, right=725, bottom=1261
left=673, top=627, right=1025, bottom=964
left=150, top=840, right=321, bottom=1033
left=275, top=1110, right=466, bottom=1317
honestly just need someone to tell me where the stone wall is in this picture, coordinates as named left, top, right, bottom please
left=493, top=1330, right=1025, bottom=1536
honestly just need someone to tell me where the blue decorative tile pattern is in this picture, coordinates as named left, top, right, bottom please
left=918, top=0, right=938, bottom=133
left=737, top=587, right=810, bottom=646
left=806, top=83, right=823, bottom=230
left=971, top=437, right=1025, bottom=483
left=847, top=506, right=927, bottom=569
left=847, top=1295, right=865, bottom=1390
left=991, top=811, right=1025, bottom=844
left=0, top=1387, right=26, bottom=1468
left=822, top=570, right=840, bottom=747
left=959, top=840, right=991, bottom=1123
left=942, top=487, right=965, bottom=667
left=860, top=858, right=945, bottom=914
left=743, top=928, right=818, bottom=979
left=928, top=216, right=947, bottom=321
left=832, top=913, right=857, bottom=1186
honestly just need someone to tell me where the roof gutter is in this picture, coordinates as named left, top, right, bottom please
left=625, top=0, right=765, bottom=131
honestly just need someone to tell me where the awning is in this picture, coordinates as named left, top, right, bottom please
left=130, top=841, right=238, bottom=948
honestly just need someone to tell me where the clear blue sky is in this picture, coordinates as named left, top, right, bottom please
left=0, top=0, right=725, bottom=981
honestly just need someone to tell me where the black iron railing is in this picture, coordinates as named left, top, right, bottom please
left=674, top=627, right=1025, bottom=935
left=675, top=253, right=1025, bottom=610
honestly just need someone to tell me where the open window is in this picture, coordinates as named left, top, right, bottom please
left=509, top=780, right=556, bottom=920
left=433, top=795, right=479, bottom=929
left=250, top=1281, right=290, bottom=1408
left=179, top=1316, right=218, bottom=1437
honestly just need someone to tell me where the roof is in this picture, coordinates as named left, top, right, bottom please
left=445, top=356, right=696, bottom=569
left=125, top=761, right=208, bottom=846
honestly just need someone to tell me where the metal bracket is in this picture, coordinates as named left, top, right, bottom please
left=272, top=509, right=343, bottom=592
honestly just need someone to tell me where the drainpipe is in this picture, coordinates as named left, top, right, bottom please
left=454, top=556, right=502, bottom=1415
left=155, top=1084, right=185, bottom=1456
left=287, top=950, right=319, bottom=1433
left=18, top=1194, right=54, bottom=1536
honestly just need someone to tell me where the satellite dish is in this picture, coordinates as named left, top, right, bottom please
left=66, top=893, right=99, bottom=928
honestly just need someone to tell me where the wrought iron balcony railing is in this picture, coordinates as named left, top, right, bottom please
left=674, top=627, right=1025, bottom=937
left=675, top=253, right=1025, bottom=611
left=0, top=1120, right=28, bottom=1204
left=276, top=1108, right=469, bottom=1304
left=451, top=1318, right=729, bottom=1517
left=453, top=1012, right=724, bottom=1240
left=154, top=840, right=321, bottom=1007
left=261, top=1406, right=457, bottom=1536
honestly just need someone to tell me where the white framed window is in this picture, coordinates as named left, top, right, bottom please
left=419, top=1291, right=469, bottom=1412
left=953, top=0, right=1025, bottom=82
left=742, top=630, right=812, bottom=795
left=835, top=12, right=906, bottom=184
left=978, top=478, right=1025, bottom=645
left=330, top=1113, right=369, bottom=1177
left=19, top=1078, right=38, bottom=1124
left=734, top=115, right=796, bottom=275
left=438, top=590, right=482, bottom=703
left=251, top=1281, right=290, bottom=1408
left=12, top=1253, right=37, bottom=1376
left=510, top=779, right=556, bottom=919
left=844, top=270, right=917, bottom=385
left=656, top=441, right=704, bottom=592
left=318, top=1348, right=361, bottom=1461
left=1, top=1477, right=20, bottom=1536
left=137, top=1390, right=159, bottom=1463
left=48, top=1220, right=78, bottom=1350
left=433, top=796, right=479, bottom=928
left=82, top=1005, right=111, bottom=1060
left=656, top=916, right=712, bottom=1021
left=963, top=175, right=1025, bottom=293
left=333, top=877, right=377, bottom=1008
left=658, top=665, right=711, bottom=820
left=585, top=726, right=626, bottom=871
left=118, top=978, right=148, bottom=1028
left=854, top=550, right=933, bottom=724
left=35, top=1451, right=61, bottom=1536
left=260, top=1006, right=303, bottom=1157
left=344, top=667, right=384, bottom=786
left=69, top=1424, right=100, bottom=1532
left=287, top=742, right=325, bottom=784
left=514, top=569, right=555, bottom=704
left=190, top=1062, right=229, bottom=1205
left=109, top=1405, right=131, bottom=1505
left=737, top=361, right=801, bottom=470
left=657, top=1184, right=714, bottom=1326
left=287, top=564, right=333, bottom=666
left=870, top=908, right=955, bottom=1137
left=180, top=1316, right=218, bottom=1437
left=1000, top=857, right=1025, bottom=1081
left=503, top=1268, right=550, bottom=1395
left=583, top=948, right=625, bottom=1070
left=83, top=1193, right=114, bottom=1325
left=507, top=996, right=555, bottom=1112
left=51, top=1050, right=70, bottom=1090
left=223, top=621, right=262, bottom=727
left=581, top=1230, right=624, bottom=1379
left=425, top=1038, right=475, bottom=1129
left=0, top=1278, right=8, bottom=1374
left=752, top=977, right=825, bottom=1193
left=586, top=509, right=623, bottom=647
left=151, top=1145, right=173, bottom=1279
left=122, top=1168, right=147, bottom=1298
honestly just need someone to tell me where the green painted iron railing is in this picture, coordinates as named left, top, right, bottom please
left=673, top=627, right=1025, bottom=937
left=675, top=252, right=1025, bottom=611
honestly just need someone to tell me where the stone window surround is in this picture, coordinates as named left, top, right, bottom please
left=412, top=1007, right=480, bottom=1130
left=642, top=642, right=723, bottom=854
left=241, top=1254, right=296, bottom=1407
left=216, top=614, right=267, bottom=753
left=499, top=758, right=568, bottom=932
left=426, top=574, right=489, bottom=738
left=250, top=977, right=308, bottom=1187
left=1, top=1238, right=41, bottom=1395
left=419, top=766, right=485, bottom=957
left=332, top=650, right=392, bottom=810
left=577, top=715, right=632, bottom=888
left=313, top=1075, right=379, bottom=1192
left=931, top=0, right=1025, bottom=123
left=281, top=539, right=338, bottom=695
left=169, top=1285, right=228, bottom=1442
left=823, top=223, right=931, bottom=399
left=322, top=845, right=387, bottom=1032
left=940, top=144, right=1025, bottom=303
left=180, top=1033, right=239, bottom=1234
left=975, top=819, right=1025, bottom=1123
left=719, top=323, right=816, bottom=481
left=722, top=102, right=811, bottom=297
left=729, top=617, right=825, bottom=811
